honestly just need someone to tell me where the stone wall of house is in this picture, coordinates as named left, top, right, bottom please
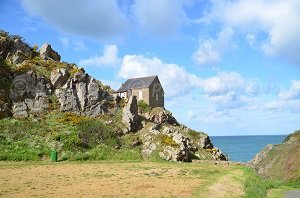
left=149, top=77, right=164, bottom=108
left=132, top=88, right=149, bottom=104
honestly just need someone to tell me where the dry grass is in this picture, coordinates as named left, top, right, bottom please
left=0, top=161, right=245, bottom=197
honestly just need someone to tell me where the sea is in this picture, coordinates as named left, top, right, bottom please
left=210, top=135, right=287, bottom=162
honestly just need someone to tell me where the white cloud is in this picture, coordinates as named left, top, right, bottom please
left=79, top=45, right=119, bottom=68
left=264, top=99, right=300, bottom=114
left=200, top=0, right=300, bottom=66
left=118, top=55, right=202, bottom=97
left=132, top=0, right=189, bottom=36
left=22, top=0, right=128, bottom=39
left=263, top=80, right=300, bottom=114
left=201, top=72, right=261, bottom=110
left=202, top=72, right=244, bottom=96
left=279, top=80, right=300, bottom=100
left=193, top=27, right=234, bottom=65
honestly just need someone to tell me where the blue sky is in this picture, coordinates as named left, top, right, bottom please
left=1, top=0, right=300, bottom=136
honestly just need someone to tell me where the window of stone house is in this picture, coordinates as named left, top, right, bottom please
left=155, top=93, right=158, bottom=101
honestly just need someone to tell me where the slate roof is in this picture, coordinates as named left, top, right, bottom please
left=117, top=75, right=157, bottom=92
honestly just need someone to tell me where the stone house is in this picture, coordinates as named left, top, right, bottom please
left=117, top=75, right=164, bottom=108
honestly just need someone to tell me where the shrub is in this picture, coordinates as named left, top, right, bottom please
left=58, top=112, right=87, bottom=125
left=159, top=134, right=179, bottom=148
left=77, top=119, right=119, bottom=148
left=138, top=100, right=151, bottom=113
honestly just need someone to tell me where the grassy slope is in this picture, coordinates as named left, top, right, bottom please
left=0, top=111, right=142, bottom=161
left=254, top=130, right=300, bottom=182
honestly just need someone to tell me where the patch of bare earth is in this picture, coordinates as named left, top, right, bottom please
left=201, top=169, right=245, bottom=198
left=0, top=162, right=205, bottom=197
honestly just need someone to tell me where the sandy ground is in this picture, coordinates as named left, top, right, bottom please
left=0, top=161, right=245, bottom=197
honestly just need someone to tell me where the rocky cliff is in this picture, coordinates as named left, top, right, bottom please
left=0, top=30, right=227, bottom=162
left=250, top=130, right=300, bottom=182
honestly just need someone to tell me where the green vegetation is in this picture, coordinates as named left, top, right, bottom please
left=186, top=129, right=203, bottom=141
left=138, top=100, right=151, bottom=113
left=242, top=166, right=299, bottom=197
left=0, top=111, right=142, bottom=161
left=77, top=119, right=119, bottom=148
left=14, top=58, right=67, bottom=78
left=0, top=59, right=13, bottom=93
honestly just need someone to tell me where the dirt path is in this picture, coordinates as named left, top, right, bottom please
left=204, top=169, right=245, bottom=198
left=0, top=161, right=244, bottom=197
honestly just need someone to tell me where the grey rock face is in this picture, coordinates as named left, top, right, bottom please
left=13, top=38, right=32, bottom=58
left=250, top=144, right=274, bottom=165
left=198, top=134, right=214, bottom=149
left=0, top=34, right=32, bottom=64
left=50, top=68, right=69, bottom=89
left=210, top=148, right=228, bottom=161
left=9, top=72, right=51, bottom=118
left=147, top=107, right=178, bottom=125
left=159, top=129, right=192, bottom=162
left=159, top=146, right=191, bottom=162
left=39, top=43, right=61, bottom=62
left=122, top=96, right=140, bottom=133
left=54, top=72, right=111, bottom=117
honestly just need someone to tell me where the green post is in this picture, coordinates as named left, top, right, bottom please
left=50, top=150, right=57, bottom=162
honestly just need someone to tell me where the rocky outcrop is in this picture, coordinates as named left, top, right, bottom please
left=146, top=107, right=178, bottom=125
left=39, top=43, right=61, bottom=62
left=140, top=125, right=227, bottom=162
left=250, top=144, right=274, bottom=166
left=1, top=30, right=230, bottom=164
left=50, top=68, right=69, bottom=89
left=9, top=71, right=52, bottom=118
left=210, top=148, right=228, bottom=161
left=54, top=71, right=112, bottom=117
left=122, top=96, right=141, bottom=133
left=159, top=127, right=192, bottom=162
left=0, top=31, right=32, bottom=64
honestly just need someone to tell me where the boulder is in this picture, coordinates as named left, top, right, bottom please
left=159, top=146, right=191, bottom=162
left=146, top=107, right=178, bottom=125
left=50, top=68, right=69, bottom=88
left=210, top=148, right=228, bottom=161
left=161, top=130, right=192, bottom=162
left=39, top=43, right=61, bottom=62
left=199, top=134, right=214, bottom=149
left=122, top=96, right=140, bottom=133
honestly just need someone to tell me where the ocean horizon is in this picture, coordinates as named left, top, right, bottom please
left=210, top=135, right=287, bottom=162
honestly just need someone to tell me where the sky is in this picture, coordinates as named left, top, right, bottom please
left=1, top=0, right=299, bottom=136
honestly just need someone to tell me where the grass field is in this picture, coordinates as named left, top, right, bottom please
left=0, top=160, right=297, bottom=198
left=0, top=161, right=244, bottom=197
